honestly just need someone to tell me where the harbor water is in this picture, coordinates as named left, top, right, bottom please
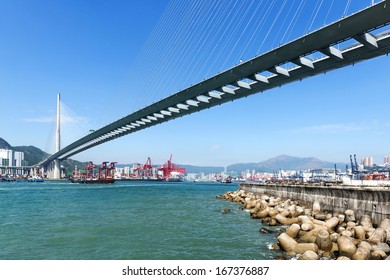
left=0, top=181, right=281, bottom=260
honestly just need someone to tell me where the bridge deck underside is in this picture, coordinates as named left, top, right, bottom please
left=42, top=1, right=390, bottom=164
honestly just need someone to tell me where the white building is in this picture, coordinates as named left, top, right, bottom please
left=361, top=156, right=374, bottom=167
left=0, top=149, right=13, bottom=167
left=13, top=151, right=24, bottom=167
left=0, top=149, right=25, bottom=167
left=115, top=167, right=124, bottom=178
left=124, top=166, right=131, bottom=177
left=384, top=155, right=390, bottom=165
left=0, top=149, right=25, bottom=176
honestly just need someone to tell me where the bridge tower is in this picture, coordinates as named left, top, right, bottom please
left=53, top=93, right=61, bottom=179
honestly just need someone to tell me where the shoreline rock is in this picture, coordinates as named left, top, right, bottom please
left=217, top=189, right=390, bottom=260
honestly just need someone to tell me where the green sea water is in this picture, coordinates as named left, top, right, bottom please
left=0, top=180, right=281, bottom=260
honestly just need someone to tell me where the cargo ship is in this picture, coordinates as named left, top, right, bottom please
left=115, top=155, right=186, bottom=182
left=116, top=176, right=164, bottom=182
left=70, top=161, right=116, bottom=184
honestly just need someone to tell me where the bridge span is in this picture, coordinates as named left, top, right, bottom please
left=40, top=1, right=390, bottom=174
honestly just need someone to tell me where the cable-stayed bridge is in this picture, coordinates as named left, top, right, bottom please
left=40, top=1, right=390, bottom=178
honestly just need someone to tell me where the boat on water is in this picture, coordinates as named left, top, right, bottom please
left=0, top=176, right=16, bottom=182
left=221, top=176, right=233, bottom=183
left=116, top=177, right=164, bottom=182
left=165, top=170, right=184, bottom=182
left=70, top=177, right=115, bottom=184
left=70, top=161, right=116, bottom=184
left=27, top=175, right=44, bottom=183
left=0, top=175, right=43, bottom=183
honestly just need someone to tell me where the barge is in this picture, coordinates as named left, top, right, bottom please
left=70, top=161, right=116, bottom=184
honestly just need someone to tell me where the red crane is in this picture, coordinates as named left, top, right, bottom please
left=132, top=163, right=142, bottom=178
left=98, top=161, right=117, bottom=179
left=108, top=162, right=117, bottom=179
left=158, top=154, right=186, bottom=180
left=98, top=161, right=109, bottom=179
left=85, top=161, right=95, bottom=179
left=143, top=157, right=154, bottom=178
left=130, top=158, right=154, bottom=178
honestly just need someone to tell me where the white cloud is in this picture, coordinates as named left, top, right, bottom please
left=24, top=116, right=55, bottom=123
left=281, top=120, right=389, bottom=134
left=295, top=123, right=364, bottom=133
left=210, top=144, right=220, bottom=152
left=24, top=115, right=88, bottom=124
left=61, top=115, right=89, bottom=124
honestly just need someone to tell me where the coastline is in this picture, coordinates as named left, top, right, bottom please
left=217, top=184, right=390, bottom=260
left=240, top=182, right=390, bottom=225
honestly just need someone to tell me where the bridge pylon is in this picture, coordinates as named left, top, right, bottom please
left=53, top=93, right=61, bottom=179
left=45, top=93, right=62, bottom=180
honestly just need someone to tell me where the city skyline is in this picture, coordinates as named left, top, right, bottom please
left=1, top=0, right=389, bottom=166
left=2, top=139, right=390, bottom=173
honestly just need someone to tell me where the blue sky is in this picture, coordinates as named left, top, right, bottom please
left=1, top=0, right=389, bottom=167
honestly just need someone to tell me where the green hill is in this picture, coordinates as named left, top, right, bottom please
left=1, top=137, right=86, bottom=176
left=12, top=145, right=50, bottom=166
left=1, top=137, right=49, bottom=165
left=0, top=138, right=12, bottom=150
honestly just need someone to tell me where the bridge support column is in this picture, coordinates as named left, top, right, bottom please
left=40, top=166, right=45, bottom=178
left=53, top=159, right=61, bottom=180
left=54, top=93, right=61, bottom=179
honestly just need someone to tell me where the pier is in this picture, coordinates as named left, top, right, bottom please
left=239, top=182, right=390, bottom=225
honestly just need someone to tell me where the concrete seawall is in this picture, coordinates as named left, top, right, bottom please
left=239, top=182, right=390, bottom=225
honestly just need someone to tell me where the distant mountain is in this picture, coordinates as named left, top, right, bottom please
left=1, top=137, right=347, bottom=175
left=116, top=155, right=345, bottom=174
left=0, top=137, right=86, bottom=176
left=12, top=145, right=50, bottom=166
left=0, top=138, right=12, bottom=150
left=227, top=154, right=347, bottom=173
left=1, top=137, right=49, bottom=165
left=116, top=163, right=224, bottom=174
left=179, top=164, right=224, bottom=174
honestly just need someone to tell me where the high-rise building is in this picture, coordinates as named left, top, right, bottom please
left=0, top=149, right=13, bottom=167
left=384, top=155, right=390, bottom=165
left=0, top=149, right=25, bottom=167
left=13, top=151, right=24, bottom=167
left=124, top=166, right=130, bottom=177
left=361, top=156, right=374, bottom=167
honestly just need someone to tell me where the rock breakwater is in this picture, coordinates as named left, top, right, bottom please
left=217, top=189, right=390, bottom=260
